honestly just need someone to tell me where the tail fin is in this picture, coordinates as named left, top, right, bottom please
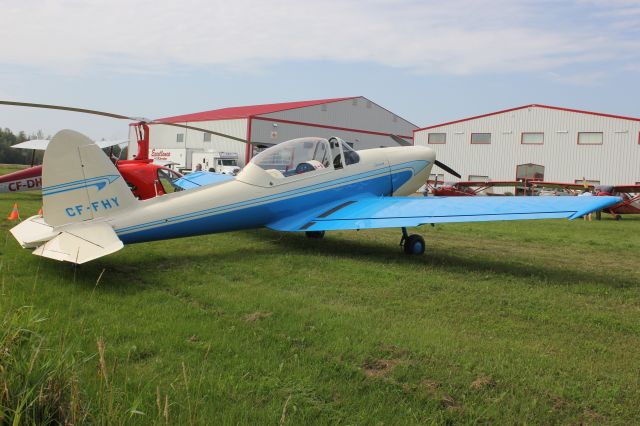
left=42, top=129, right=136, bottom=226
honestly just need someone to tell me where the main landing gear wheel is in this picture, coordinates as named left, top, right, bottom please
left=400, top=227, right=425, bottom=255
left=305, top=230, right=325, bottom=239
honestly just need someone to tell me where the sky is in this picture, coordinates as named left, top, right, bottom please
left=1, top=0, right=639, bottom=140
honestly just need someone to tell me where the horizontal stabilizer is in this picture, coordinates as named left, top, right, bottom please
left=31, top=222, right=123, bottom=264
left=172, top=171, right=234, bottom=190
left=10, top=215, right=57, bottom=248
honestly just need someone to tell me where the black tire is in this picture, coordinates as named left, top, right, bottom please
left=305, top=231, right=325, bottom=239
left=615, top=215, right=622, bottom=221
left=403, top=234, right=425, bottom=255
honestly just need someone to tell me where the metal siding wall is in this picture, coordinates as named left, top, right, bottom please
left=260, top=97, right=416, bottom=138
left=133, top=119, right=248, bottom=167
left=250, top=119, right=398, bottom=151
left=415, top=107, right=640, bottom=184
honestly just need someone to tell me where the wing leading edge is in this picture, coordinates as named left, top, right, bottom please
left=267, top=195, right=622, bottom=232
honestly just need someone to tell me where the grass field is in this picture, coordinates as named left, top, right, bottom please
left=1, top=168, right=639, bottom=424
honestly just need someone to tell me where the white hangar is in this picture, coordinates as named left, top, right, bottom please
left=413, top=104, right=640, bottom=186
left=130, top=96, right=417, bottom=169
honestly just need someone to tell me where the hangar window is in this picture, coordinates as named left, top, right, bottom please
left=203, top=133, right=211, bottom=142
left=578, top=132, right=603, bottom=145
left=574, top=179, right=600, bottom=186
left=471, top=133, right=491, bottom=144
left=521, top=132, right=544, bottom=144
left=428, top=133, right=446, bottom=144
left=176, top=133, right=184, bottom=143
left=468, top=175, right=490, bottom=182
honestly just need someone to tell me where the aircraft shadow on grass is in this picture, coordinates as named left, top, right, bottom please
left=243, top=230, right=639, bottom=289
left=28, top=228, right=637, bottom=292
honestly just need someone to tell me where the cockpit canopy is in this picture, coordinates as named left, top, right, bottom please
left=250, top=136, right=359, bottom=177
left=237, top=137, right=359, bottom=187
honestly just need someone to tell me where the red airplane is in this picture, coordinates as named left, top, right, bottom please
left=425, top=178, right=640, bottom=219
left=0, top=123, right=183, bottom=200
left=529, top=181, right=640, bottom=219
left=0, top=165, right=43, bottom=194
left=426, top=180, right=522, bottom=196
left=596, top=185, right=640, bottom=219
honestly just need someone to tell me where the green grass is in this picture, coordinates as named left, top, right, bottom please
left=1, top=190, right=639, bottom=424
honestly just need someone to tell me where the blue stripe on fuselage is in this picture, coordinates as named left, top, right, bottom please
left=117, top=173, right=394, bottom=243
left=116, top=164, right=396, bottom=235
left=116, top=161, right=427, bottom=244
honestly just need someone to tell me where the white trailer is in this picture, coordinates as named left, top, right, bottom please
left=191, top=151, right=241, bottom=175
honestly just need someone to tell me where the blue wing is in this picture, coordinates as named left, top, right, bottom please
left=172, top=171, right=234, bottom=190
left=267, top=195, right=622, bottom=232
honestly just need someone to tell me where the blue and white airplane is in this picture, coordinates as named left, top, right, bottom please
left=10, top=129, right=620, bottom=264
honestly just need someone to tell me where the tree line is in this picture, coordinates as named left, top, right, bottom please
left=0, top=128, right=46, bottom=165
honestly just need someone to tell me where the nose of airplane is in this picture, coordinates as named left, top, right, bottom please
left=384, top=145, right=436, bottom=196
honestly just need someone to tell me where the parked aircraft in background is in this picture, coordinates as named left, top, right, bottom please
left=426, top=180, right=522, bottom=196
left=595, top=185, right=640, bottom=218
left=1, top=138, right=126, bottom=194
left=0, top=165, right=43, bottom=194
left=425, top=178, right=639, bottom=220
left=2, top=135, right=185, bottom=199
left=529, top=181, right=640, bottom=219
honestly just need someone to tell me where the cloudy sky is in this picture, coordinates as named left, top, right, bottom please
left=1, top=0, right=639, bottom=139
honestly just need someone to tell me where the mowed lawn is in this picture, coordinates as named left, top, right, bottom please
left=1, top=175, right=639, bottom=424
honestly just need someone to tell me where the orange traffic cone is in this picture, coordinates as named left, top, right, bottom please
left=38, top=206, right=43, bottom=216
left=7, top=203, right=20, bottom=221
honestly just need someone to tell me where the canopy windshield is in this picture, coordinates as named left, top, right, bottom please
left=251, top=137, right=332, bottom=177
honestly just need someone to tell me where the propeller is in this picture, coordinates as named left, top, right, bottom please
left=433, top=160, right=461, bottom=179
left=0, top=100, right=250, bottom=144
left=388, top=134, right=462, bottom=179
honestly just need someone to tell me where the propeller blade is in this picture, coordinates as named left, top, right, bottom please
left=434, top=160, right=461, bottom=179
left=0, top=100, right=250, bottom=144
left=389, top=134, right=412, bottom=146
left=0, top=100, right=133, bottom=120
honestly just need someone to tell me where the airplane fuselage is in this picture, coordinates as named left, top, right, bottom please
left=108, top=146, right=435, bottom=244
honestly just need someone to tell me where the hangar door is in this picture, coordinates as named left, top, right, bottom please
left=516, top=163, right=544, bottom=195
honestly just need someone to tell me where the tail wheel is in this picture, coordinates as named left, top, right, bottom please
left=305, top=231, right=325, bottom=239
left=403, top=234, right=425, bottom=255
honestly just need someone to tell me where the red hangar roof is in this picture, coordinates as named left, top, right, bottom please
left=157, top=97, right=359, bottom=123
left=415, top=104, right=640, bottom=131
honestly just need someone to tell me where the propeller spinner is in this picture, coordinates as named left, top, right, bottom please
left=389, top=134, right=461, bottom=178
